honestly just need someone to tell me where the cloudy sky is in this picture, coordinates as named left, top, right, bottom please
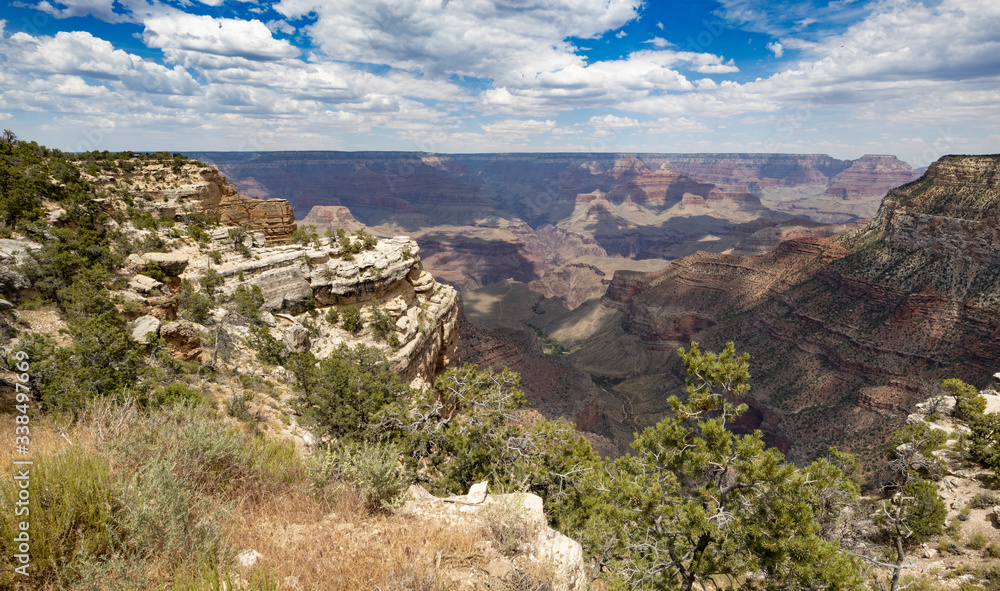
left=1, top=0, right=998, bottom=164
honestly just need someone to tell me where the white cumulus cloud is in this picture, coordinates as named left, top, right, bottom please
left=142, top=13, right=300, bottom=67
left=589, top=114, right=640, bottom=129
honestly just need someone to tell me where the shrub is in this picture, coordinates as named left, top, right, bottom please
left=208, top=250, right=223, bottom=264
left=17, top=296, right=47, bottom=310
left=480, top=494, right=539, bottom=557
left=154, top=382, right=204, bottom=407
left=972, top=491, right=1000, bottom=509
left=187, top=224, right=210, bottom=244
left=141, top=260, right=167, bottom=282
left=21, top=214, right=121, bottom=300
left=967, top=532, right=988, bottom=550
left=228, top=227, right=251, bottom=257
left=227, top=391, right=258, bottom=423
left=370, top=306, right=396, bottom=341
left=199, top=268, right=224, bottom=303
left=247, top=324, right=284, bottom=365
left=947, top=378, right=986, bottom=421
left=231, top=284, right=264, bottom=323
left=296, top=345, right=408, bottom=442
left=326, top=306, right=340, bottom=325
left=897, top=479, right=947, bottom=545
left=0, top=446, right=120, bottom=587
left=26, top=276, right=147, bottom=412
left=331, top=442, right=405, bottom=513
left=137, top=231, right=166, bottom=253
left=179, top=279, right=212, bottom=324
left=341, top=305, right=362, bottom=332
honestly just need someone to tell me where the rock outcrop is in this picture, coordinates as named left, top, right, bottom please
left=401, top=482, right=587, bottom=591
left=823, top=155, right=921, bottom=205
left=875, top=155, right=1000, bottom=265
left=106, top=164, right=298, bottom=245
left=172, top=235, right=459, bottom=388
left=542, top=155, right=1000, bottom=465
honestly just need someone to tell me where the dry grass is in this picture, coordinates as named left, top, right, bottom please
left=232, top=486, right=482, bottom=590
left=0, top=399, right=560, bottom=590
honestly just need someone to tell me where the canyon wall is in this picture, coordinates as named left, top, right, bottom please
left=545, top=155, right=1000, bottom=464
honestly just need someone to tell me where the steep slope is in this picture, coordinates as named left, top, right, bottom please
left=547, top=155, right=1000, bottom=465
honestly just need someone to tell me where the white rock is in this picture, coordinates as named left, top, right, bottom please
left=125, top=253, right=147, bottom=271
left=236, top=549, right=262, bottom=569
left=282, top=325, right=311, bottom=354
left=131, top=315, right=161, bottom=344
left=46, top=208, right=66, bottom=225
left=467, top=481, right=488, bottom=504
left=129, top=274, right=163, bottom=294
left=144, top=252, right=190, bottom=276
left=535, top=527, right=587, bottom=591
left=522, top=493, right=545, bottom=524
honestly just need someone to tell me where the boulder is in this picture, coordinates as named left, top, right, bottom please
left=145, top=295, right=179, bottom=321
left=129, top=274, right=163, bottom=294
left=0, top=239, right=41, bottom=262
left=46, top=208, right=67, bottom=225
left=411, top=270, right=435, bottom=293
left=467, top=481, right=488, bottom=504
left=144, top=252, right=189, bottom=276
left=0, top=263, right=30, bottom=296
left=401, top=486, right=587, bottom=591
left=160, top=321, right=202, bottom=360
left=124, top=253, right=147, bottom=272
left=131, top=315, right=161, bottom=343
left=236, top=549, right=262, bottom=570
left=282, top=325, right=311, bottom=354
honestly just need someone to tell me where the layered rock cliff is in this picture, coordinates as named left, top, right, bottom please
left=658, top=153, right=919, bottom=223
left=103, top=162, right=298, bottom=244
left=94, top=160, right=458, bottom=388
left=137, top=233, right=460, bottom=388
left=544, top=155, right=1000, bottom=465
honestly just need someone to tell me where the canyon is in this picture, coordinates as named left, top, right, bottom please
left=180, top=149, right=936, bottom=461
left=188, top=151, right=917, bottom=299
left=518, top=155, right=1000, bottom=465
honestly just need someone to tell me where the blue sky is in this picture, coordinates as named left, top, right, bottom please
left=1, top=0, right=997, bottom=165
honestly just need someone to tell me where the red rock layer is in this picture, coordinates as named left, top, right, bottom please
left=822, top=155, right=920, bottom=202
left=573, top=156, right=1000, bottom=466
